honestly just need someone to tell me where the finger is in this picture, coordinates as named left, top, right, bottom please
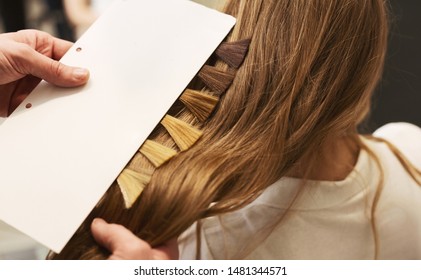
left=50, top=37, right=74, bottom=60
left=12, top=30, right=73, bottom=59
left=153, top=238, right=179, bottom=260
left=21, top=45, right=89, bottom=87
left=91, top=218, right=149, bottom=254
left=91, top=218, right=122, bottom=253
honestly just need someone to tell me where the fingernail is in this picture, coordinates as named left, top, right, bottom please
left=73, top=68, right=89, bottom=81
left=92, top=218, right=106, bottom=227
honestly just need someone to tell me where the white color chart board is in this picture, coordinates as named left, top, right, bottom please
left=0, top=0, right=235, bottom=253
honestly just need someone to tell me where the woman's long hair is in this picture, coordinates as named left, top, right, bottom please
left=52, top=0, right=402, bottom=259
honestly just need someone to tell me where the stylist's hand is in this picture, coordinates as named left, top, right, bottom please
left=91, top=218, right=179, bottom=260
left=0, top=29, right=89, bottom=117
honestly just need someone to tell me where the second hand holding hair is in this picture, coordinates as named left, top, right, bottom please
left=91, top=218, right=178, bottom=260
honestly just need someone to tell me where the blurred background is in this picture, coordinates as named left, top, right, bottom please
left=0, top=0, right=420, bottom=259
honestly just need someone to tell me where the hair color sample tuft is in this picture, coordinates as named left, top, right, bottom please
left=160, top=115, right=203, bottom=151
left=215, top=39, right=251, bottom=68
left=180, top=89, right=219, bottom=122
left=117, top=168, right=152, bottom=208
left=198, top=65, right=235, bottom=95
left=139, top=140, right=178, bottom=168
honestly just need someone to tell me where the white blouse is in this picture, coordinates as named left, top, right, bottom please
left=179, top=123, right=421, bottom=259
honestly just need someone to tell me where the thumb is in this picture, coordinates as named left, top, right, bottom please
left=23, top=46, right=89, bottom=87
left=91, top=218, right=176, bottom=260
left=91, top=218, right=138, bottom=253
left=91, top=218, right=153, bottom=259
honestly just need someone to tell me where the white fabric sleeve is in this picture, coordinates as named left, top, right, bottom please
left=373, top=122, right=421, bottom=168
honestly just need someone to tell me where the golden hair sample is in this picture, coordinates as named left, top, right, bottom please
left=160, top=115, right=203, bottom=151
left=139, top=140, right=178, bottom=168
left=180, top=89, right=219, bottom=122
left=117, top=168, right=152, bottom=209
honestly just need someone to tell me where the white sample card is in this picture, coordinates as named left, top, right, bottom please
left=0, top=0, right=235, bottom=253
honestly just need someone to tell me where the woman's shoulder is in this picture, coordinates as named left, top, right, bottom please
left=372, top=122, right=421, bottom=168
left=373, top=122, right=421, bottom=140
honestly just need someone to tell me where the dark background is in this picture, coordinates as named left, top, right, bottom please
left=366, top=0, right=421, bottom=132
